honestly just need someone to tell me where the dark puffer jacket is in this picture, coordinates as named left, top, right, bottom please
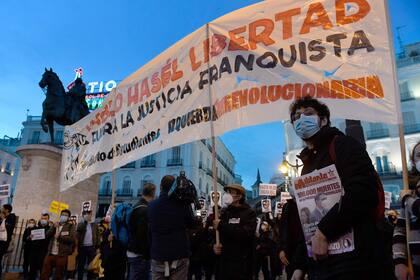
left=217, top=203, right=256, bottom=280
left=296, top=126, right=391, bottom=279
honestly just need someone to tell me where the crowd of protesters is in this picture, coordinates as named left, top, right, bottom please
left=0, top=96, right=419, bottom=279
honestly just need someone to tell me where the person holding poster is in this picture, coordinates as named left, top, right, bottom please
left=28, top=212, right=52, bottom=280
left=212, top=184, right=256, bottom=279
left=288, top=96, right=391, bottom=280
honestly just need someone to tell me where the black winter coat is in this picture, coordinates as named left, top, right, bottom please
left=297, top=126, right=388, bottom=279
left=148, top=192, right=195, bottom=261
left=217, top=203, right=256, bottom=280
left=127, top=198, right=150, bottom=259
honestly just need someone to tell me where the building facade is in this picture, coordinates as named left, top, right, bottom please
left=0, top=136, right=21, bottom=203
left=18, top=115, right=238, bottom=216
left=284, top=42, right=420, bottom=208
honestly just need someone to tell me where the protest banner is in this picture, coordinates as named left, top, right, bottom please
left=280, top=192, right=292, bottom=203
left=49, top=200, right=69, bottom=215
left=31, top=228, right=45, bottom=240
left=259, top=183, right=277, bottom=196
left=384, top=191, right=392, bottom=209
left=261, top=199, right=272, bottom=213
left=61, top=0, right=399, bottom=191
left=0, top=184, right=10, bottom=199
left=292, top=164, right=354, bottom=256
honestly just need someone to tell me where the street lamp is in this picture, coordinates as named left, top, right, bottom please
left=278, top=153, right=303, bottom=191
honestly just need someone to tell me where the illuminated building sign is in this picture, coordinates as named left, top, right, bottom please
left=86, top=92, right=109, bottom=111
left=86, top=80, right=117, bottom=94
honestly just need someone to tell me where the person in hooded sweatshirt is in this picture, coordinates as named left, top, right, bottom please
left=213, top=184, right=256, bottom=280
left=288, top=96, right=392, bottom=280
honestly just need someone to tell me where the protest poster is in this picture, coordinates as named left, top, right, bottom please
left=292, top=164, right=354, bottom=256
left=210, top=191, right=222, bottom=207
left=261, top=199, right=272, bottom=213
left=31, top=228, right=45, bottom=240
left=82, top=201, right=92, bottom=213
left=259, top=184, right=277, bottom=196
left=274, top=202, right=283, bottom=217
left=49, top=200, right=69, bottom=215
left=61, top=0, right=399, bottom=191
left=0, top=184, right=10, bottom=199
left=199, top=198, right=206, bottom=210
left=384, top=191, right=392, bottom=209
left=69, top=215, right=79, bottom=223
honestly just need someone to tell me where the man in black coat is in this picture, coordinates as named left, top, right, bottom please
left=213, top=184, right=256, bottom=280
left=127, top=182, right=156, bottom=280
left=148, top=175, right=195, bottom=279
left=288, top=96, right=390, bottom=280
left=28, top=212, right=52, bottom=280
left=0, top=204, right=16, bottom=276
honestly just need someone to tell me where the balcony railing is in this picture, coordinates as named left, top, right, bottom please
left=366, top=129, right=389, bottom=140
left=99, top=189, right=112, bottom=197
left=167, top=158, right=183, bottom=166
left=116, top=189, right=133, bottom=197
left=27, top=139, right=40, bottom=144
left=206, top=168, right=213, bottom=177
left=141, top=159, right=156, bottom=168
left=400, top=91, right=415, bottom=101
left=404, top=124, right=420, bottom=135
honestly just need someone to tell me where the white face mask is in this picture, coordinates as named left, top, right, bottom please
left=416, top=161, right=420, bottom=173
left=222, top=193, right=233, bottom=207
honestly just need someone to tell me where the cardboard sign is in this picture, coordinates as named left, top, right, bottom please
left=261, top=199, right=272, bottom=213
left=259, top=184, right=277, bottom=197
left=49, top=200, right=69, bottom=215
left=0, top=184, right=10, bottom=199
left=82, top=200, right=92, bottom=213
left=384, top=191, right=392, bottom=209
left=31, top=228, right=45, bottom=240
left=210, top=191, right=221, bottom=207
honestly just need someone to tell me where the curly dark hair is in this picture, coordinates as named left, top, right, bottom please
left=289, top=96, right=331, bottom=126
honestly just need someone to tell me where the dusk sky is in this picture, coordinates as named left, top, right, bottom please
left=1, top=0, right=419, bottom=188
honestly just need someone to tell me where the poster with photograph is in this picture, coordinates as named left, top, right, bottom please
left=292, top=164, right=354, bottom=256
left=261, top=199, right=272, bottom=213
left=210, top=191, right=221, bottom=207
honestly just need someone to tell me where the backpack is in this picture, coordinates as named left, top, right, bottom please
left=111, top=202, right=147, bottom=248
left=328, top=135, right=385, bottom=222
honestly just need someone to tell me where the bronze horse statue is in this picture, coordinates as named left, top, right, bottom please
left=38, top=68, right=90, bottom=143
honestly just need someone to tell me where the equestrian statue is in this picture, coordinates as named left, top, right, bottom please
left=38, top=68, right=90, bottom=144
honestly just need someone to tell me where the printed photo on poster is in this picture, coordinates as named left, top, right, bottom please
left=210, top=191, right=221, bottom=207
left=261, top=199, right=272, bottom=213
left=292, top=164, right=354, bottom=257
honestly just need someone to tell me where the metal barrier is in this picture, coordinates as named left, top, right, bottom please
left=3, top=218, right=29, bottom=273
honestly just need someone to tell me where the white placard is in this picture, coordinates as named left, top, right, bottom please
left=31, top=228, right=45, bottom=240
left=259, top=184, right=277, bottom=197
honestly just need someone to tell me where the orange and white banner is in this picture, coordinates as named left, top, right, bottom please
left=61, top=0, right=398, bottom=190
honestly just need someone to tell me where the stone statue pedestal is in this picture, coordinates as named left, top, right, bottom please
left=12, top=144, right=99, bottom=220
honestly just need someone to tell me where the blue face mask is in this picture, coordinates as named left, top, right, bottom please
left=59, top=215, right=68, bottom=223
left=293, top=114, right=320, bottom=140
left=40, top=220, right=48, bottom=226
